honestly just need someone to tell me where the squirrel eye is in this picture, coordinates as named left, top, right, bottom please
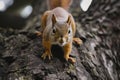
left=52, top=28, right=56, bottom=33
left=68, top=30, right=71, bottom=34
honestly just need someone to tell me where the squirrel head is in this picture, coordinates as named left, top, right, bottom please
left=50, top=14, right=73, bottom=46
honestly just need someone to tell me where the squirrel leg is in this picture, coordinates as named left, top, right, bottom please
left=73, top=38, right=83, bottom=45
left=63, top=42, right=76, bottom=63
left=41, top=41, right=52, bottom=60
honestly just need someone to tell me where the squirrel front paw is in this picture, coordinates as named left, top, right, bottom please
left=64, top=56, right=76, bottom=63
left=68, top=57, right=76, bottom=63
left=41, top=52, right=52, bottom=60
left=73, top=38, right=83, bottom=45
left=35, top=31, right=42, bottom=36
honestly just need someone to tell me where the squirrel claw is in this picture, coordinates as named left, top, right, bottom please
left=68, top=57, right=76, bottom=63
left=41, top=52, right=52, bottom=60
left=73, top=38, right=83, bottom=45
left=65, top=56, right=76, bottom=63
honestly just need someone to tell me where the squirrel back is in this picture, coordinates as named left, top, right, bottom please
left=47, top=0, right=73, bottom=10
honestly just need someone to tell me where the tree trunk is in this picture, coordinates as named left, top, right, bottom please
left=0, top=0, right=120, bottom=80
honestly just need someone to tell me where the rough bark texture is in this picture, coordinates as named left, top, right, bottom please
left=0, top=0, right=120, bottom=80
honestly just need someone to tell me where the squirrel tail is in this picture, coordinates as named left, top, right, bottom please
left=47, top=0, right=73, bottom=10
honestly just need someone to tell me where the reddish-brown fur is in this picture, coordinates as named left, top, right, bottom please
left=41, top=0, right=82, bottom=63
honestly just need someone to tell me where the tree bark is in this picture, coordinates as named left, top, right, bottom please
left=0, top=0, right=120, bottom=80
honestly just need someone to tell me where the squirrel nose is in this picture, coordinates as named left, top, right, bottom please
left=59, top=38, right=64, bottom=44
left=60, top=35, right=63, bottom=38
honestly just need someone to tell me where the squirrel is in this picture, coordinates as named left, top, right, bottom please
left=47, top=0, right=73, bottom=10
left=40, top=0, right=82, bottom=63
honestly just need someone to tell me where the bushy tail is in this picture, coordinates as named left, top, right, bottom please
left=47, top=0, right=72, bottom=10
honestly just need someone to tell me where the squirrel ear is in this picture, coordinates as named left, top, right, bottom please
left=52, top=14, right=56, bottom=26
left=67, top=15, right=71, bottom=25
